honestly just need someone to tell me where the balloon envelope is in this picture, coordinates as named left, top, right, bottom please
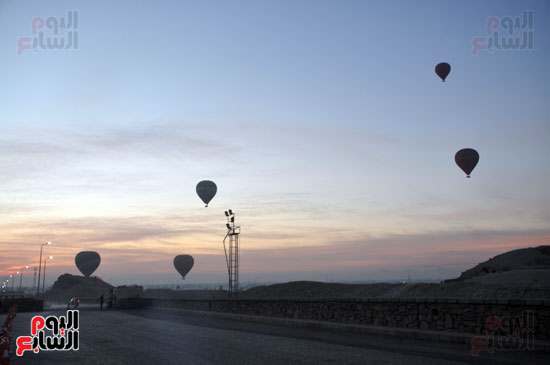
left=435, top=62, right=451, bottom=81
left=455, top=148, right=479, bottom=177
left=75, top=251, right=101, bottom=277
left=196, top=180, right=217, bottom=207
left=174, top=255, right=194, bottom=279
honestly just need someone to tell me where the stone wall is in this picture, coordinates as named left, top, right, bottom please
left=149, top=298, right=550, bottom=340
left=117, top=297, right=152, bottom=309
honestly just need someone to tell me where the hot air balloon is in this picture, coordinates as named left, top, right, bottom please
left=75, top=251, right=101, bottom=277
left=196, top=180, right=217, bottom=207
left=173, top=255, right=194, bottom=279
left=435, top=62, right=451, bottom=82
left=455, top=148, right=479, bottom=178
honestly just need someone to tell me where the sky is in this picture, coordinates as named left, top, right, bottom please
left=0, top=0, right=549, bottom=287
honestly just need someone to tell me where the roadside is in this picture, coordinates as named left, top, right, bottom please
left=124, top=307, right=549, bottom=364
left=6, top=305, right=548, bottom=364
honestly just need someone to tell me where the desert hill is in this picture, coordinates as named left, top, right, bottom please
left=46, top=273, right=114, bottom=303
left=237, top=279, right=550, bottom=299
left=239, top=246, right=550, bottom=299
left=446, top=245, right=550, bottom=283
left=238, top=246, right=550, bottom=299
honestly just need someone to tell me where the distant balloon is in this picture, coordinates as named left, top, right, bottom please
left=75, top=251, right=101, bottom=277
left=435, top=62, right=451, bottom=82
left=455, top=148, right=479, bottom=178
left=196, top=180, right=217, bottom=207
left=173, top=255, right=194, bottom=279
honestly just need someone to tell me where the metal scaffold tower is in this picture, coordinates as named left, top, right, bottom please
left=223, top=209, right=240, bottom=297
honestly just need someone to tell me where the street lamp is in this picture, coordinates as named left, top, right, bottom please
left=37, top=241, right=52, bottom=295
left=19, top=265, right=29, bottom=292
left=42, top=256, right=53, bottom=295
left=10, top=274, right=13, bottom=292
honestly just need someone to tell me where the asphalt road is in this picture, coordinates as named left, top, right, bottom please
left=9, top=305, right=547, bottom=364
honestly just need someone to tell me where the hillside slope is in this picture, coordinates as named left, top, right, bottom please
left=447, top=245, right=550, bottom=282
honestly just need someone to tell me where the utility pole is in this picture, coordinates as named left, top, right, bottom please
left=33, top=267, right=37, bottom=293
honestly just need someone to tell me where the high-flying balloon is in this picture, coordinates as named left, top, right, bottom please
left=196, top=180, right=217, bottom=207
left=435, top=62, right=451, bottom=82
left=75, top=251, right=101, bottom=277
left=455, top=148, right=479, bottom=178
left=173, top=255, right=194, bottom=279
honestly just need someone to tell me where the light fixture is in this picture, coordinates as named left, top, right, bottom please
left=230, top=216, right=234, bottom=223
left=224, top=211, right=229, bottom=217
left=226, top=223, right=231, bottom=230
left=228, top=209, right=233, bottom=215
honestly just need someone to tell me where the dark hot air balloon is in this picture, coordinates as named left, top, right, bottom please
left=196, top=180, right=217, bottom=207
left=75, top=251, right=101, bottom=277
left=173, top=255, right=194, bottom=279
left=435, top=62, right=451, bottom=82
left=455, top=148, right=479, bottom=178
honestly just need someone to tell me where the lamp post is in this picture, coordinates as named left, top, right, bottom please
left=10, top=274, right=14, bottom=292
left=36, top=241, right=52, bottom=295
left=19, top=265, right=29, bottom=292
left=42, top=256, right=53, bottom=295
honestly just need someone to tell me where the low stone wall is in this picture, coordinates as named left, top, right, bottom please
left=117, top=297, right=153, bottom=309
left=148, top=298, right=550, bottom=341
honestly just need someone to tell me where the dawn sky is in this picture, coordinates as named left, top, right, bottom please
left=1, top=0, right=549, bottom=287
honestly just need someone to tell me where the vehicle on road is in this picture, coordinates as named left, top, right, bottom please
left=67, top=297, right=80, bottom=309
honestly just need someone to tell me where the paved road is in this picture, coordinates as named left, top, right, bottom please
left=9, top=306, right=547, bottom=364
